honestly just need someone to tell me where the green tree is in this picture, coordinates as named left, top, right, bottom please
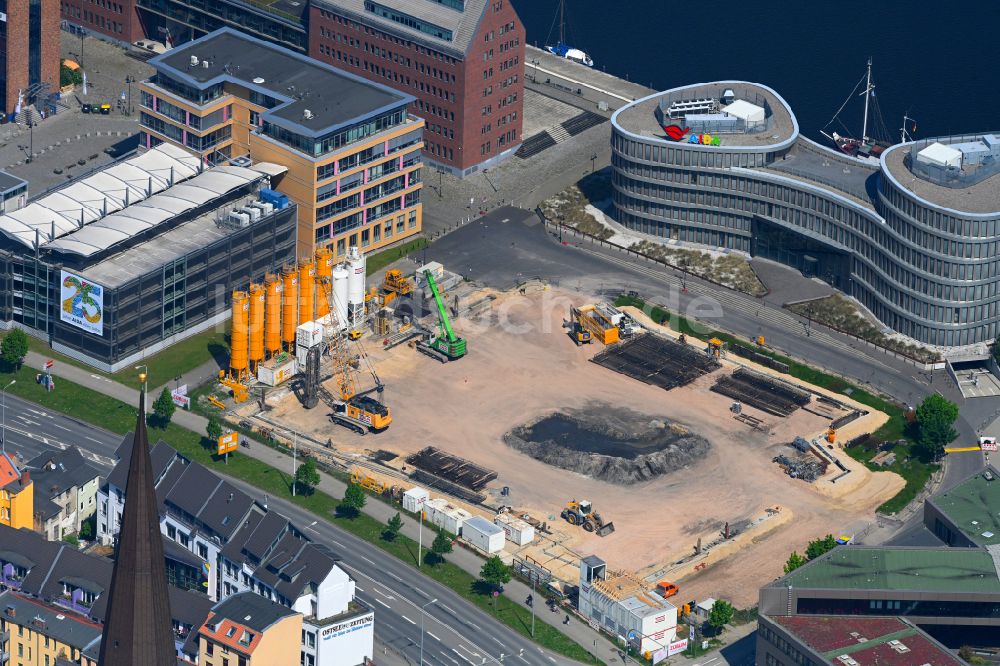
left=479, top=556, right=511, bottom=592
left=805, top=534, right=839, bottom=560
left=62, top=533, right=80, bottom=547
left=915, top=394, right=959, bottom=460
left=152, top=387, right=176, bottom=427
left=383, top=512, right=404, bottom=541
left=427, top=530, right=452, bottom=565
left=80, top=517, right=94, bottom=540
left=784, top=551, right=808, bottom=574
left=206, top=416, right=223, bottom=445
left=336, top=482, right=366, bottom=517
left=295, top=459, right=321, bottom=497
left=1, top=329, right=29, bottom=369
left=707, top=599, right=734, bottom=633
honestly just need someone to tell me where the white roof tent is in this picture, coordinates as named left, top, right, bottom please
left=722, top=99, right=766, bottom=123
left=916, top=142, right=963, bottom=169
left=44, top=164, right=286, bottom=258
left=0, top=144, right=202, bottom=249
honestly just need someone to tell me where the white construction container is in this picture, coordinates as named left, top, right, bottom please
left=425, top=498, right=470, bottom=536
left=415, top=261, right=444, bottom=287
left=494, top=513, right=535, bottom=546
left=256, top=357, right=297, bottom=386
left=296, top=321, right=323, bottom=348
left=463, top=516, right=505, bottom=554
left=402, top=487, right=429, bottom=514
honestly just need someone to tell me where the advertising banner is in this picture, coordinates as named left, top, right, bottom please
left=60, top=270, right=104, bottom=336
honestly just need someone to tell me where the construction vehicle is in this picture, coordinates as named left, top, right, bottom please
left=655, top=580, right=679, bottom=599
left=570, top=305, right=619, bottom=345
left=561, top=499, right=615, bottom=536
left=382, top=269, right=414, bottom=297
left=316, top=270, right=392, bottom=434
left=207, top=395, right=226, bottom=410
left=417, top=269, right=467, bottom=362
left=826, top=427, right=836, bottom=444
left=572, top=325, right=592, bottom=346
left=707, top=337, right=725, bottom=358
left=350, top=467, right=388, bottom=494
left=218, top=371, right=249, bottom=403
left=348, top=329, right=364, bottom=340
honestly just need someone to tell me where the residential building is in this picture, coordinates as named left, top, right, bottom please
left=198, top=592, right=302, bottom=666
left=0, top=452, right=33, bottom=530
left=757, top=615, right=964, bottom=666
left=0, top=522, right=213, bottom=662
left=0, top=0, right=60, bottom=116
left=0, top=144, right=297, bottom=372
left=310, top=0, right=525, bottom=176
left=611, top=81, right=1000, bottom=346
left=0, top=589, right=103, bottom=666
left=27, top=447, right=102, bottom=541
left=98, top=436, right=375, bottom=666
left=138, top=27, right=425, bottom=259
left=578, top=556, right=679, bottom=656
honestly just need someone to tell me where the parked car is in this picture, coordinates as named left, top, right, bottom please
left=99, top=104, right=111, bottom=115
left=81, top=103, right=92, bottom=114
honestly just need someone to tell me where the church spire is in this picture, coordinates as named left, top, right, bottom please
left=98, top=389, right=176, bottom=665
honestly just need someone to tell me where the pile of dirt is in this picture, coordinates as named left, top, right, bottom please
left=504, top=403, right=710, bottom=484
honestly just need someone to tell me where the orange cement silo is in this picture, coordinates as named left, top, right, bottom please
left=298, top=260, right=316, bottom=326
left=248, top=283, right=265, bottom=369
left=264, top=273, right=281, bottom=357
left=281, top=266, right=298, bottom=350
left=315, top=247, right=333, bottom=319
left=230, top=290, right=249, bottom=381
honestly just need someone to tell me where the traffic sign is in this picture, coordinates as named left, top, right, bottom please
left=980, top=436, right=998, bottom=452
left=217, top=432, right=238, bottom=455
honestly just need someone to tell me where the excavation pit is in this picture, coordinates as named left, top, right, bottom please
left=504, top=404, right=711, bottom=484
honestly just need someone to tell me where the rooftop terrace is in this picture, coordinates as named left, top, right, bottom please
left=777, top=546, right=1000, bottom=594
left=929, top=467, right=1000, bottom=547
left=614, top=82, right=796, bottom=148
left=773, top=616, right=963, bottom=666
left=883, top=140, right=1000, bottom=215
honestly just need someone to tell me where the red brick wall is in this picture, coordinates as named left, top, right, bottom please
left=61, top=0, right=144, bottom=43
left=3, top=0, right=60, bottom=114
left=309, top=1, right=525, bottom=174
left=41, top=0, right=61, bottom=96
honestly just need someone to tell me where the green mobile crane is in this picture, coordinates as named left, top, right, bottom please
left=417, top=270, right=467, bottom=362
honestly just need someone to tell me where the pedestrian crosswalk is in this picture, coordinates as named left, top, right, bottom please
left=575, top=244, right=891, bottom=370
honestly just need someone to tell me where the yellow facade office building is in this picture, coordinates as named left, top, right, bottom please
left=138, top=28, right=424, bottom=259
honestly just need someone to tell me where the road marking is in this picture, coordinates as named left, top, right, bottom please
left=356, top=587, right=364, bottom=593
left=491, top=637, right=503, bottom=646
left=89, top=374, right=114, bottom=384
left=49, top=422, right=71, bottom=432
left=329, top=538, right=346, bottom=547
left=373, top=586, right=394, bottom=598
left=457, top=645, right=481, bottom=659
left=413, top=586, right=432, bottom=598
left=428, top=632, right=441, bottom=642
left=375, top=599, right=392, bottom=609
left=548, top=658, right=556, bottom=663
left=467, top=622, right=481, bottom=631
left=361, top=555, right=376, bottom=565
left=386, top=571, right=403, bottom=582
left=86, top=436, right=103, bottom=444
left=440, top=604, right=456, bottom=615
left=441, top=652, right=460, bottom=665
left=402, top=615, right=417, bottom=625
left=517, top=656, right=529, bottom=663
left=452, top=649, right=474, bottom=664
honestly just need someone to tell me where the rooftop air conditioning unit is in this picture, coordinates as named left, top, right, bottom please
left=303, top=109, right=314, bottom=120
left=202, top=60, right=210, bottom=68
left=190, top=55, right=199, bottom=67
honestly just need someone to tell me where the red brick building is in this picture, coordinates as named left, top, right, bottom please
left=310, top=0, right=525, bottom=176
left=59, top=0, right=144, bottom=44
left=1, top=0, right=61, bottom=115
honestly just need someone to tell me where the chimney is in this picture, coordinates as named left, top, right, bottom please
left=6, top=605, right=15, bottom=618
left=20, top=470, right=30, bottom=486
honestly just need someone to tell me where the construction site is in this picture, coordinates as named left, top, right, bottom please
left=208, top=257, right=906, bottom=608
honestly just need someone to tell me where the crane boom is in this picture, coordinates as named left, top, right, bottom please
left=416, top=269, right=466, bottom=362
left=425, top=270, right=457, bottom=342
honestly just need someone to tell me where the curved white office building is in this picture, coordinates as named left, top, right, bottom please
left=611, top=81, right=1000, bottom=347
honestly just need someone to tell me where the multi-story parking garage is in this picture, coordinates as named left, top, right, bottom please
left=611, top=81, right=1000, bottom=347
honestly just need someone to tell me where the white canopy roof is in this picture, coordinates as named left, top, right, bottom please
left=917, top=142, right=963, bottom=168
left=43, top=161, right=285, bottom=258
left=722, top=99, right=766, bottom=123
left=0, top=144, right=203, bottom=249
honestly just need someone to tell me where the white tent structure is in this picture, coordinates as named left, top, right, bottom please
left=722, top=99, right=766, bottom=124
left=916, top=142, right=963, bottom=169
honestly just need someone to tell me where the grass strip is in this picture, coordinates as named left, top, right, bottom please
left=366, top=236, right=429, bottom=275
left=0, top=362, right=600, bottom=664
left=614, top=295, right=937, bottom=515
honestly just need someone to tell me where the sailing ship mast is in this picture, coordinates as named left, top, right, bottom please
left=860, top=57, right=874, bottom=144
left=557, top=0, right=566, bottom=45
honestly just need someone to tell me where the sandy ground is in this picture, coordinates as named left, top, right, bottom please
left=267, top=286, right=903, bottom=607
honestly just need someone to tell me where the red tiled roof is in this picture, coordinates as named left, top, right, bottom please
left=200, top=613, right=261, bottom=655
left=775, top=616, right=906, bottom=652
left=843, top=634, right=964, bottom=666
left=0, top=453, right=19, bottom=489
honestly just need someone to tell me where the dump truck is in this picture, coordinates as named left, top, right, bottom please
left=561, top=499, right=615, bottom=536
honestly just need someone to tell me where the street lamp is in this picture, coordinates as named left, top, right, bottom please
left=134, top=365, right=148, bottom=395
left=419, top=597, right=438, bottom=666
left=125, top=75, right=134, bottom=115
left=1, top=379, right=15, bottom=454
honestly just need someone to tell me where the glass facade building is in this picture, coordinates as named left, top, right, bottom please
left=612, top=81, right=1000, bottom=347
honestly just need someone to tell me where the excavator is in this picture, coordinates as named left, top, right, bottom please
left=561, top=499, right=615, bottom=536
left=417, top=269, right=467, bottom=362
left=314, top=267, right=392, bottom=434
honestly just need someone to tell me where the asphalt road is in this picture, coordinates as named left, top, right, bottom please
left=0, top=396, right=576, bottom=666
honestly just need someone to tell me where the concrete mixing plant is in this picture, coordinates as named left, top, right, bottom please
left=347, top=247, right=366, bottom=332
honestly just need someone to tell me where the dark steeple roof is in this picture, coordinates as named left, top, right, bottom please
left=98, top=391, right=176, bottom=666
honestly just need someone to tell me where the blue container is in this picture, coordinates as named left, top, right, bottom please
left=260, top=188, right=289, bottom=209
